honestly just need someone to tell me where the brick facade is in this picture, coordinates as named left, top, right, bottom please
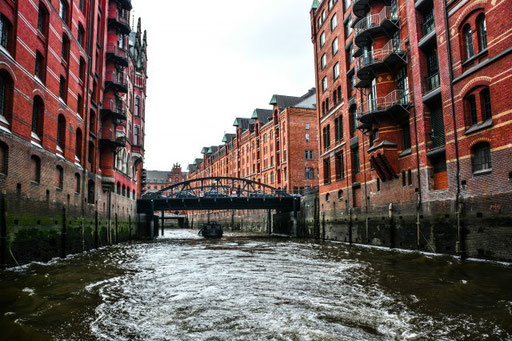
left=0, top=0, right=148, bottom=223
left=310, top=0, right=512, bottom=259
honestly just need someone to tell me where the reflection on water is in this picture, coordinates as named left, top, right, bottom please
left=1, top=229, right=511, bottom=340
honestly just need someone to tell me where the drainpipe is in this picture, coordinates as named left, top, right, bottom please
left=443, top=0, right=463, bottom=257
left=81, top=0, right=97, bottom=212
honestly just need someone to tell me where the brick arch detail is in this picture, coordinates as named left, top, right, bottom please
left=0, top=62, right=17, bottom=82
left=458, top=76, right=492, bottom=98
left=32, top=88, right=47, bottom=102
left=469, top=137, right=492, bottom=149
left=454, top=1, right=488, bottom=29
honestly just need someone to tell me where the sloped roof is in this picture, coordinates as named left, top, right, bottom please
left=233, top=117, right=253, bottom=132
left=222, top=133, right=236, bottom=143
left=251, top=109, right=273, bottom=123
left=146, top=170, right=171, bottom=184
left=311, top=0, right=321, bottom=10
left=269, top=88, right=317, bottom=109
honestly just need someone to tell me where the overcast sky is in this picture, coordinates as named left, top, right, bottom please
left=131, top=0, right=316, bottom=171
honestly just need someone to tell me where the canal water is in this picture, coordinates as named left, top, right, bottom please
left=1, top=229, right=511, bottom=340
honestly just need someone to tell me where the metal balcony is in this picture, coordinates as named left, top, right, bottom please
left=418, top=17, right=436, bottom=50
left=354, top=7, right=400, bottom=48
left=357, top=89, right=412, bottom=124
left=422, top=72, right=441, bottom=103
left=108, top=9, right=131, bottom=35
left=106, top=44, right=129, bottom=67
left=100, top=128, right=126, bottom=149
left=356, top=39, right=407, bottom=86
left=101, top=99, right=127, bottom=121
left=105, top=71, right=128, bottom=93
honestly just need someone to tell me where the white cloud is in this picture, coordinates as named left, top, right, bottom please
left=132, top=0, right=315, bottom=171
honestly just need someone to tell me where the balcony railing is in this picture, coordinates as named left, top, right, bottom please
left=356, top=39, right=405, bottom=77
left=108, top=9, right=131, bottom=34
left=101, top=98, right=127, bottom=121
left=357, top=89, right=411, bottom=123
left=354, top=7, right=399, bottom=47
left=106, top=44, right=128, bottom=63
left=425, top=72, right=440, bottom=93
left=101, top=128, right=126, bottom=147
left=105, top=71, right=128, bottom=93
left=422, top=16, right=435, bottom=37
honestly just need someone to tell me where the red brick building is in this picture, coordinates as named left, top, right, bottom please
left=310, top=0, right=512, bottom=257
left=188, top=89, right=319, bottom=195
left=145, top=164, right=187, bottom=194
left=0, top=0, right=148, bottom=221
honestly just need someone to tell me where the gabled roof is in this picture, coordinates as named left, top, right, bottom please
left=194, top=158, right=203, bottom=165
left=251, top=108, right=273, bottom=123
left=233, top=117, right=253, bottom=132
left=311, top=0, right=321, bottom=10
left=269, top=88, right=317, bottom=110
left=201, top=147, right=209, bottom=154
left=222, top=133, right=236, bottom=143
left=207, top=146, right=219, bottom=154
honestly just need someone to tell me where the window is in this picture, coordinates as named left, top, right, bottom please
left=62, top=34, right=70, bottom=63
left=78, top=58, right=86, bottom=82
left=335, top=116, right=343, bottom=141
left=270, top=172, right=275, bottom=184
left=135, top=97, right=140, bottom=116
left=35, top=52, right=45, bottom=83
left=305, top=167, right=315, bottom=180
left=323, top=157, right=331, bottom=184
left=37, top=4, right=49, bottom=37
left=89, top=109, right=96, bottom=134
left=349, top=108, right=357, bottom=136
left=306, top=123, right=310, bottom=130
left=0, top=16, right=12, bottom=53
left=335, top=151, right=344, bottom=180
left=0, top=141, right=8, bottom=175
left=305, top=150, right=314, bottom=160
left=59, top=0, right=69, bottom=25
left=321, top=54, right=327, bottom=69
left=344, top=0, right=352, bottom=11
left=331, top=13, right=338, bottom=31
left=333, top=62, right=340, bottom=80
left=481, top=88, right=492, bottom=121
left=0, top=70, right=13, bottom=125
left=88, top=180, right=95, bottom=204
left=31, top=96, right=44, bottom=140
left=306, top=133, right=310, bottom=142
left=346, top=43, right=354, bottom=65
left=332, top=37, right=339, bottom=55
left=408, top=169, right=413, bottom=186
left=322, top=77, right=328, bottom=92
left=78, top=24, right=85, bottom=47
left=402, top=122, right=411, bottom=150
left=75, top=128, right=83, bottom=162
left=477, top=14, right=487, bottom=51
left=56, top=165, right=64, bottom=189
left=74, top=173, right=80, bottom=193
left=344, top=18, right=353, bottom=38
left=57, top=115, right=66, bottom=151
left=352, top=146, right=360, bottom=174
left=472, top=143, right=491, bottom=173
left=59, top=77, right=68, bottom=103
left=323, top=125, right=331, bottom=149
left=79, top=0, right=85, bottom=12
left=320, top=32, right=326, bottom=47
left=134, top=125, right=140, bottom=146
left=463, top=25, right=474, bottom=59
left=77, top=94, right=83, bottom=117
left=467, top=95, right=478, bottom=126
left=31, top=155, right=41, bottom=183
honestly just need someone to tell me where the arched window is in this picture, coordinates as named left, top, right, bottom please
left=133, top=190, right=136, bottom=200
left=37, top=3, right=49, bottom=37
left=0, top=70, right=14, bottom=126
left=31, top=96, right=45, bottom=140
left=326, top=193, right=330, bottom=202
left=0, top=15, right=13, bottom=53
left=79, top=58, right=86, bottom=82
left=88, top=141, right=94, bottom=166
left=31, top=155, right=41, bottom=183
left=472, top=143, right=491, bottom=174
left=463, top=25, right=474, bottom=59
left=338, top=189, right=343, bottom=200
left=465, top=94, right=478, bottom=126
left=77, top=23, right=85, bottom=47
left=122, top=185, right=126, bottom=197
left=117, top=182, right=121, bottom=195
left=61, top=34, right=70, bottom=63
left=75, top=128, right=83, bottom=161
left=480, top=88, right=492, bottom=121
left=477, top=14, right=487, bottom=51
left=75, top=173, right=81, bottom=193
left=56, top=165, right=64, bottom=189
left=87, top=180, right=95, bottom=204
left=56, top=115, right=66, bottom=151
left=77, top=94, right=83, bottom=117
left=0, top=141, right=8, bottom=175
left=59, top=0, right=69, bottom=25
left=89, top=109, right=96, bottom=134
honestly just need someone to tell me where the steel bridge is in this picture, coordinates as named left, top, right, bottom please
left=137, top=176, right=300, bottom=215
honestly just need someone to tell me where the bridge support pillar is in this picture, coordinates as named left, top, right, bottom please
left=161, top=210, right=165, bottom=236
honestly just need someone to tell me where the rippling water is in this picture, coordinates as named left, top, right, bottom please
left=1, top=229, right=511, bottom=340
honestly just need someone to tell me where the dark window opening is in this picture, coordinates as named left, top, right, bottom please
left=31, top=155, right=41, bottom=183
left=472, top=143, right=492, bottom=174
left=56, top=165, right=64, bottom=189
